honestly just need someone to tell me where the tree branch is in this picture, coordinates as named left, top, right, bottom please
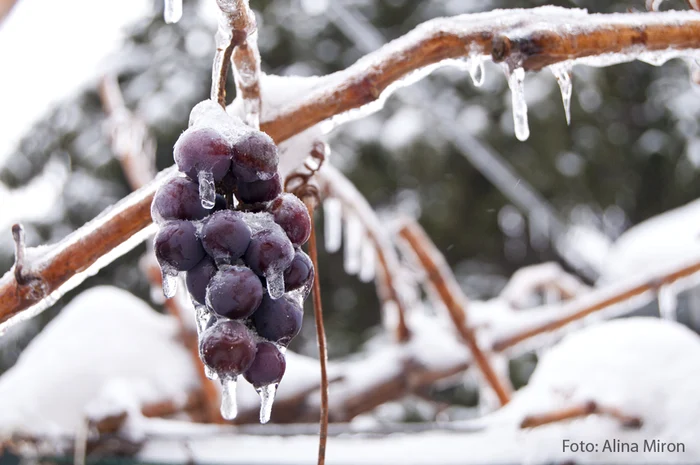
left=520, top=400, right=642, bottom=430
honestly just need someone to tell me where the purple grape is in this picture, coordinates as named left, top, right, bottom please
left=174, top=127, right=232, bottom=182
left=268, top=193, right=311, bottom=247
left=244, top=228, right=295, bottom=277
left=154, top=220, right=205, bottom=272
left=151, top=177, right=209, bottom=224
left=244, top=342, right=286, bottom=387
left=199, top=320, right=256, bottom=376
left=213, top=194, right=227, bottom=211
left=236, top=174, right=282, bottom=204
left=206, top=266, right=263, bottom=319
left=201, top=210, right=251, bottom=265
left=231, top=131, right=279, bottom=182
left=284, top=250, right=314, bottom=292
left=252, top=295, right=303, bottom=345
left=186, top=255, right=217, bottom=305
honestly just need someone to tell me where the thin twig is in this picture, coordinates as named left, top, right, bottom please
left=520, top=400, right=642, bottom=430
left=304, top=197, right=329, bottom=465
left=397, top=218, right=511, bottom=406
left=11, top=224, right=27, bottom=285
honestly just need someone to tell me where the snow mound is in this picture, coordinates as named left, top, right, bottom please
left=0, top=286, right=197, bottom=437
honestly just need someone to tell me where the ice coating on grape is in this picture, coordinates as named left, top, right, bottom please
left=265, top=268, right=285, bottom=299
left=220, top=376, right=238, bottom=420
left=199, top=320, right=257, bottom=376
left=244, top=228, right=295, bottom=278
left=231, top=131, right=279, bottom=182
left=174, top=127, right=232, bottom=182
left=244, top=342, right=286, bottom=387
left=236, top=174, right=282, bottom=204
left=186, top=255, right=217, bottom=306
left=201, top=210, right=251, bottom=265
left=194, top=304, right=210, bottom=334
left=252, top=295, right=303, bottom=345
left=206, top=266, right=263, bottom=319
left=161, top=269, right=178, bottom=298
left=151, top=176, right=209, bottom=223
left=154, top=220, right=206, bottom=272
left=268, top=193, right=312, bottom=247
left=284, top=250, right=314, bottom=293
left=198, top=170, right=217, bottom=209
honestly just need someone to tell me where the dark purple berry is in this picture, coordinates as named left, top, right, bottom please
left=268, top=193, right=311, bottom=247
left=174, top=127, right=232, bottom=182
left=201, top=210, right=251, bottom=265
left=186, top=255, right=217, bottom=305
left=284, top=250, right=314, bottom=293
left=231, top=132, right=279, bottom=182
left=154, top=220, right=205, bottom=272
left=244, top=342, right=286, bottom=387
left=252, top=295, right=303, bottom=345
left=199, top=320, right=256, bottom=376
left=151, top=177, right=208, bottom=223
left=206, top=266, right=263, bottom=319
left=244, top=228, right=295, bottom=277
left=236, top=174, right=282, bottom=204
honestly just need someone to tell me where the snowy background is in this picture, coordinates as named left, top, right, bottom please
left=2, top=0, right=700, bottom=463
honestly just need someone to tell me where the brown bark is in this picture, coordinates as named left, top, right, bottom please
left=520, top=400, right=642, bottom=430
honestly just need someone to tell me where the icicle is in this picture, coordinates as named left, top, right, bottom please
left=344, top=212, right=363, bottom=275
left=658, top=285, right=678, bottom=321
left=468, top=55, right=485, bottom=87
left=323, top=197, right=343, bottom=253
left=551, top=64, right=573, bottom=126
left=163, top=0, right=182, bottom=24
left=198, top=170, right=216, bottom=209
left=358, top=239, right=376, bottom=283
left=265, top=268, right=286, bottom=299
left=161, top=270, right=178, bottom=298
left=219, top=376, right=238, bottom=420
left=507, top=67, right=529, bottom=141
left=256, top=383, right=278, bottom=424
left=194, top=304, right=210, bottom=335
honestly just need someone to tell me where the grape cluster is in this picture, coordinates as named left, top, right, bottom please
left=150, top=102, right=314, bottom=420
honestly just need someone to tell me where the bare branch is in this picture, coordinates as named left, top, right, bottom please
left=520, top=400, right=643, bottom=430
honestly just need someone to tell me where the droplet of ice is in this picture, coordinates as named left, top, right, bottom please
left=161, top=270, right=178, bottom=298
left=323, top=197, right=343, bottom=253
left=194, top=304, right=209, bottom=334
left=469, top=55, right=485, bottom=87
left=344, top=212, right=363, bottom=275
left=198, top=170, right=216, bottom=209
left=265, top=268, right=286, bottom=299
left=658, top=285, right=678, bottom=321
left=220, top=376, right=238, bottom=420
left=163, top=0, right=182, bottom=24
left=506, top=67, right=530, bottom=141
left=256, top=383, right=278, bottom=424
left=551, top=64, right=573, bottom=126
left=358, top=240, right=375, bottom=283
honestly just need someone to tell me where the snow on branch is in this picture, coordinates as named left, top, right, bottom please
left=3, top=7, right=700, bottom=331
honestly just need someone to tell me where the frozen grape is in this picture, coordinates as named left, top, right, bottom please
left=252, top=295, right=303, bottom=345
left=284, top=250, right=314, bottom=292
left=201, top=210, right=251, bottom=265
left=151, top=177, right=209, bottom=223
left=174, top=127, right=232, bottom=182
left=231, top=132, right=279, bottom=182
left=186, top=255, right=217, bottom=305
left=154, top=220, right=205, bottom=272
left=268, top=193, right=311, bottom=247
left=206, top=266, right=263, bottom=319
left=199, top=320, right=256, bottom=376
left=244, top=342, right=286, bottom=387
left=244, top=228, right=295, bottom=277
left=236, top=174, right=282, bottom=204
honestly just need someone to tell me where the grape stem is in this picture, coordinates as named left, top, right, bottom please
left=304, top=197, right=329, bottom=465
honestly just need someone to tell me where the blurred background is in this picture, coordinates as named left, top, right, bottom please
left=1, top=0, right=700, bottom=420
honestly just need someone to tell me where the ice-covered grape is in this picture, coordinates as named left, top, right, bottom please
left=252, top=295, right=303, bottom=345
left=201, top=210, right=251, bottom=265
left=199, top=320, right=256, bottom=376
left=186, top=255, right=217, bottom=305
left=206, top=266, right=263, bottom=319
left=231, top=132, right=279, bottom=182
left=154, top=220, right=205, bottom=272
left=244, top=228, right=295, bottom=277
left=244, top=342, right=286, bottom=387
left=284, top=250, right=314, bottom=292
left=151, top=177, right=209, bottom=223
left=268, top=193, right=311, bottom=247
left=236, top=174, right=282, bottom=204
left=174, top=127, right=232, bottom=182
